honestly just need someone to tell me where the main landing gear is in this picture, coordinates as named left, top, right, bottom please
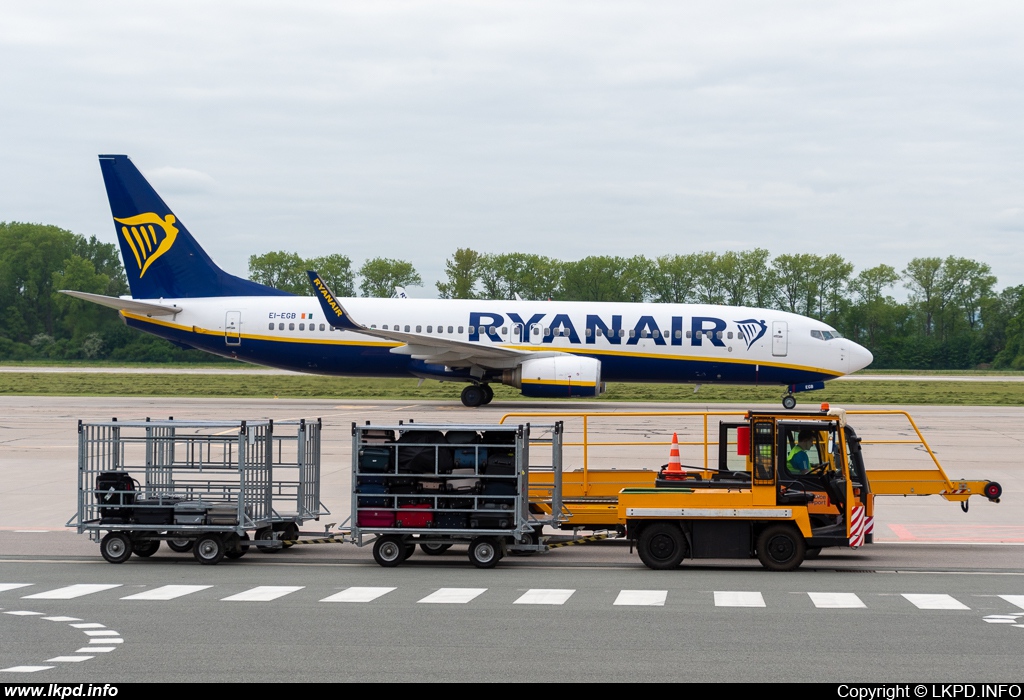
left=460, top=383, right=494, bottom=407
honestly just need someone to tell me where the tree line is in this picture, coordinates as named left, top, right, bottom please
left=2, top=221, right=1023, bottom=370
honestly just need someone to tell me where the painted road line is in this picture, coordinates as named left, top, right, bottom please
left=808, top=592, right=866, bottom=609
left=42, top=617, right=82, bottom=622
left=221, top=586, right=304, bottom=602
left=714, top=591, right=766, bottom=608
left=320, top=587, right=396, bottom=603
left=418, top=588, right=487, bottom=604
left=0, top=584, right=33, bottom=593
left=999, top=595, right=1024, bottom=610
left=614, top=590, right=668, bottom=606
left=514, top=589, right=576, bottom=605
left=4, top=611, right=43, bottom=616
left=0, top=666, right=54, bottom=673
left=902, top=594, right=970, bottom=610
left=122, top=585, right=213, bottom=601
left=47, top=657, right=93, bottom=663
left=76, top=647, right=115, bottom=653
left=24, top=584, right=121, bottom=600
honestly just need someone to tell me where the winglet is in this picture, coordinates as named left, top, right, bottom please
left=307, top=271, right=361, bottom=331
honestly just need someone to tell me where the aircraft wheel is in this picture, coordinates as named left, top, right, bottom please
left=480, top=384, right=494, bottom=405
left=782, top=395, right=797, bottom=410
left=461, top=385, right=485, bottom=408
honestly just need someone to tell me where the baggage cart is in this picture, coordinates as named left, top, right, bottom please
left=350, top=421, right=564, bottom=568
left=68, top=417, right=327, bottom=565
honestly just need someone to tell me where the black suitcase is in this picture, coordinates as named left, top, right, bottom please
left=396, top=430, right=453, bottom=474
left=483, top=452, right=516, bottom=475
left=358, top=446, right=393, bottom=472
left=356, top=484, right=390, bottom=508
left=133, top=497, right=178, bottom=525
left=436, top=512, right=470, bottom=529
left=95, top=471, right=138, bottom=522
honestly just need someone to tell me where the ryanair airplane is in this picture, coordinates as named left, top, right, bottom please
left=63, top=155, right=873, bottom=408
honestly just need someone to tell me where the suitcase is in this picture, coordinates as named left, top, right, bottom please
left=357, top=474, right=387, bottom=487
left=446, top=430, right=482, bottom=468
left=357, top=483, right=390, bottom=507
left=95, top=471, right=138, bottom=522
left=445, top=430, right=481, bottom=445
left=133, top=497, right=179, bottom=525
left=481, top=480, right=516, bottom=509
left=439, top=497, right=475, bottom=511
left=357, top=509, right=395, bottom=528
left=360, top=427, right=396, bottom=444
left=395, top=504, right=433, bottom=528
left=470, top=507, right=513, bottom=529
left=358, top=446, right=393, bottom=473
left=173, top=501, right=208, bottom=525
left=417, top=478, right=446, bottom=493
left=481, top=430, right=515, bottom=445
left=396, top=430, right=453, bottom=474
left=207, top=504, right=239, bottom=526
left=436, top=512, right=469, bottom=529
left=446, top=467, right=480, bottom=493
left=483, top=452, right=516, bottom=475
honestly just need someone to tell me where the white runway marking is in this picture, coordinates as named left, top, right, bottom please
left=4, top=611, right=43, bottom=616
left=0, top=666, right=53, bottom=673
left=221, top=586, right=304, bottom=602
left=714, top=591, right=766, bottom=608
left=514, top=589, right=575, bottom=605
left=84, top=630, right=120, bottom=637
left=808, top=592, right=866, bottom=609
left=42, top=616, right=82, bottom=622
left=418, top=588, right=487, bottom=604
left=999, top=595, right=1024, bottom=610
left=902, top=594, right=969, bottom=610
left=76, top=647, right=115, bottom=653
left=320, top=587, right=395, bottom=603
left=47, top=657, right=93, bottom=663
left=0, top=584, right=32, bottom=593
left=70, top=623, right=105, bottom=629
left=24, top=584, right=121, bottom=600
left=122, top=585, right=212, bottom=601
left=614, top=590, right=667, bottom=606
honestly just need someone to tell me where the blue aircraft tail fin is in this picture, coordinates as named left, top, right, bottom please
left=98, top=155, right=290, bottom=299
left=307, top=270, right=362, bottom=331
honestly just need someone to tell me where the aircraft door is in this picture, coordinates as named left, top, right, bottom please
left=772, top=321, right=788, bottom=357
left=225, top=311, right=241, bottom=346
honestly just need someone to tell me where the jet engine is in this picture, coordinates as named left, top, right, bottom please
left=502, top=356, right=605, bottom=398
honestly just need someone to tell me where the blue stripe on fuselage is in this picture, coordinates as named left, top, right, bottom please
left=124, top=316, right=837, bottom=385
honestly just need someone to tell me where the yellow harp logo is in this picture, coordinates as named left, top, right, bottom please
left=114, top=213, right=179, bottom=278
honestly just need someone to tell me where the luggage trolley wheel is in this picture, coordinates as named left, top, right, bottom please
left=167, top=537, right=193, bottom=553
left=225, top=532, right=250, bottom=560
left=255, top=527, right=283, bottom=553
left=373, top=535, right=408, bottom=567
left=276, top=523, right=300, bottom=549
left=193, top=533, right=226, bottom=565
left=468, top=537, right=502, bottom=569
left=420, top=542, right=452, bottom=555
left=132, top=538, right=161, bottom=558
left=509, top=528, right=540, bottom=557
left=100, top=532, right=133, bottom=564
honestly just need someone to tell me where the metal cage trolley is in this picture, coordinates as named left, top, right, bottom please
left=350, top=421, right=564, bottom=568
left=69, top=418, right=328, bottom=565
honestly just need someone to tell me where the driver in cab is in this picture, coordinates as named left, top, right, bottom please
left=786, top=429, right=823, bottom=475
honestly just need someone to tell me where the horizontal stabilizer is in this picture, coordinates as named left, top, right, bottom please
left=59, top=290, right=182, bottom=316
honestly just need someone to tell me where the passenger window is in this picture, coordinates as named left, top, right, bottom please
left=489, top=326, right=496, bottom=335
left=289, top=323, right=295, bottom=331
left=629, top=329, right=636, bottom=338
left=268, top=323, right=274, bottom=330
left=278, top=323, right=284, bottom=330
left=544, top=328, right=551, bottom=337
left=426, top=326, right=432, bottom=333
left=501, top=327, right=508, bottom=335
left=448, top=326, right=454, bottom=334
left=405, top=325, right=411, bottom=332
left=458, top=326, right=464, bottom=334
left=532, top=326, right=540, bottom=336
left=586, top=328, right=593, bottom=337
left=299, top=323, right=305, bottom=330
left=685, top=330, right=691, bottom=338
left=716, top=331, right=723, bottom=339
left=675, top=330, right=682, bottom=339
left=653, top=329, right=661, bottom=339
left=468, top=326, right=474, bottom=334
left=595, top=327, right=603, bottom=337
left=319, top=324, right=325, bottom=331
left=640, top=330, right=649, bottom=338
left=727, top=331, right=733, bottom=339
left=416, top=325, right=422, bottom=333
left=619, top=328, right=626, bottom=338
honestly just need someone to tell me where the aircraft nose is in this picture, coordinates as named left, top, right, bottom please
left=848, top=341, right=874, bottom=372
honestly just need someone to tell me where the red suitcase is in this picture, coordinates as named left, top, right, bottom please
left=357, top=509, right=395, bottom=528
left=396, top=504, right=433, bottom=528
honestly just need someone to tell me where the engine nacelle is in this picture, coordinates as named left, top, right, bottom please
left=502, top=356, right=605, bottom=398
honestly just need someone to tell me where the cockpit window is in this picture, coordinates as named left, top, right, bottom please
left=811, top=330, right=843, bottom=341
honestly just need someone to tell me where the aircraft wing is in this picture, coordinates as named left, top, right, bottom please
left=59, top=290, right=182, bottom=316
left=307, top=271, right=555, bottom=368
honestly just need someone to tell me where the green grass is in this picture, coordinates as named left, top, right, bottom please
left=1, top=372, right=1023, bottom=405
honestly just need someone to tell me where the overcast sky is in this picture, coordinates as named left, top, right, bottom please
left=1, top=1, right=1022, bottom=297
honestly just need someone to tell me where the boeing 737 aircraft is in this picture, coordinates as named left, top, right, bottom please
left=62, top=155, right=873, bottom=407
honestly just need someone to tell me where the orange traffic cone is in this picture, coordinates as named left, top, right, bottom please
left=663, top=432, right=684, bottom=480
